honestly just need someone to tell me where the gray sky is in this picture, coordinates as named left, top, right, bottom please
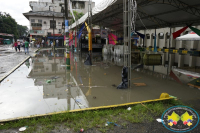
left=0, top=0, right=101, bottom=28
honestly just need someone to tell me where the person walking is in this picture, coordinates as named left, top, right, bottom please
left=17, top=41, right=21, bottom=52
left=37, top=42, right=40, bottom=48
left=56, top=39, right=59, bottom=47
left=42, top=39, right=44, bottom=47
left=24, top=40, right=29, bottom=54
left=13, top=41, right=18, bottom=52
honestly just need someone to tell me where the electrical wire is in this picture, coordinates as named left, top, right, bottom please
left=130, top=0, right=137, bottom=33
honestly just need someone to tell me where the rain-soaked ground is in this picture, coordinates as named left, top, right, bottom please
left=0, top=48, right=200, bottom=122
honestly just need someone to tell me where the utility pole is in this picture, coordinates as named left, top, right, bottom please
left=65, top=0, right=70, bottom=70
left=65, top=0, right=69, bottom=43
left=84, top=0, right=92, bottom=65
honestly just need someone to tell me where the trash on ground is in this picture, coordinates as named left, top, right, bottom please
left=104, top=73, right=107, bottom=75
left=93, top=96, right=96, bottom=99
left=19, top=126, right=28, bottom=132
left=107, top=122, right=120, bottom=127
left=127, top=107, right=131, bottom=111
left=82, top=86, right=106, bottom=88
left=0, top=123, right=4, bottom=125
left=65, top=89, right=68, bottom=91
left=46, top=80, right=51, bottom=83
left=96, top=124, right=100, bottom=128
left=80, top=128, right=84, bottom=132
left=133, top=83, right=146, bottom=86
left=112, top=84, right=116, bottom=87
left=51, top=76, right=60, bottom=79
left=105, top=123, right=108, bottom=126
left=156, top=118, right=164, bottom=123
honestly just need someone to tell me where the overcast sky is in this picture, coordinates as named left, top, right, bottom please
left=0, top=0, right=101, bottom=28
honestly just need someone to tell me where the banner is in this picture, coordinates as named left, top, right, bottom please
left=172, top=26, right=188, bottom=39
left=189, top=26, right=200, bottom=36
left=65, top=20, right=69, bottom=32
left=108, top=33, right=117, bottom=45
left=101, top=29, right=108, bottom=38
left=69, top=31, right=73, bottom=46
left=135, top=31, right=145, bottom=39
left=77, top=23, right=85, bottom=40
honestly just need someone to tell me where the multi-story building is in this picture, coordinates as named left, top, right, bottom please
left=23, top=0, right=95, bottom=46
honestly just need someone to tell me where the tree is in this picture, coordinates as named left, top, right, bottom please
left=69, top=11, right=84, bottom=25
left=17, top=24, right=28, bottom=37
left=0, top=12, right=19, bottom=40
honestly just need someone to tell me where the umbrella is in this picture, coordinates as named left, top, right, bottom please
left=176, top=32, right=200, bottom=41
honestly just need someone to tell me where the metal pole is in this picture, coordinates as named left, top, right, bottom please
left=65, top=0, right=70, bottom=70
left=53, top=12, right=55, bottom=50
left=128, top=0, right=131, bottom=88
left=167, top=27, right=171, bottom=75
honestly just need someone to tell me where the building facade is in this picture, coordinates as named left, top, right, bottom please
left=23, top=0, right=95, bottom=46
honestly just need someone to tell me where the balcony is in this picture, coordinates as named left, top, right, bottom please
left=30, top=30, right=45, bottom=35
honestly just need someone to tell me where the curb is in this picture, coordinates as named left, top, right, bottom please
left=0, top=97, right=173, bottom=123
left=0, top=48, right=39, bottom=83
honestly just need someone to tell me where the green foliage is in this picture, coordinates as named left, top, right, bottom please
left=0, top=12, right=28, bottom=40
left=0, top=99, right=185, bottom=132
left=69, top=11, right=84, bottom=25
left=17, top=24, right=28, bottom=37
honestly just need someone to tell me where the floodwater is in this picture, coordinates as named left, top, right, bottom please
left=0, top=49, right=200, bottom=121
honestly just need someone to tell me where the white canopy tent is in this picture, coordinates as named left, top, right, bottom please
left=176, top=32, right=200, bottom=41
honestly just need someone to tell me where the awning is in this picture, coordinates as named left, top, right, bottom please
left=176, top=32, right=200, bottom=41
left=47, top=36, right=64, bottom=39
left=70, top=0, right=200, bottom=31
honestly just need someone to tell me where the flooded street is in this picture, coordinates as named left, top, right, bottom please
left=0, top=49, right=200, bottom=122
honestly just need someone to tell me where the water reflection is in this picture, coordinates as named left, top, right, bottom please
left=0, top=49, right=200, bottom=121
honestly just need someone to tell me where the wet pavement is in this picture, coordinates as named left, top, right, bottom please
left=0, top=44, right=37, bottom=79
left=0, top=49, right=200, bottom=122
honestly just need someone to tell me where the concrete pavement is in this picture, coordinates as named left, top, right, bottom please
left=0, top=44, right=37, bottom=81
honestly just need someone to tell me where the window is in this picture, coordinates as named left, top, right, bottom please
left=50, top=20, right=56, bottom=28
left=72, top=1, right=85, bottom=9
left=151, top=33, right=156, bottom=39
left=31, top=19, right=35, bottom=23
left=158, top=32, right=164, bottom=39
left=146, top=34, right=150, bottom=39
left=166, top=32, right=170, bottom=39
left=58, top=22, right=61, bottom=25
left=38, top=19, right=42, bottom=23
left=31, top=23, right=42, bottom=27
left=44, top=21, right=46, bottom=24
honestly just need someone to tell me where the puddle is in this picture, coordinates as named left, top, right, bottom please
left=0, top=49, right=200, bottom=121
